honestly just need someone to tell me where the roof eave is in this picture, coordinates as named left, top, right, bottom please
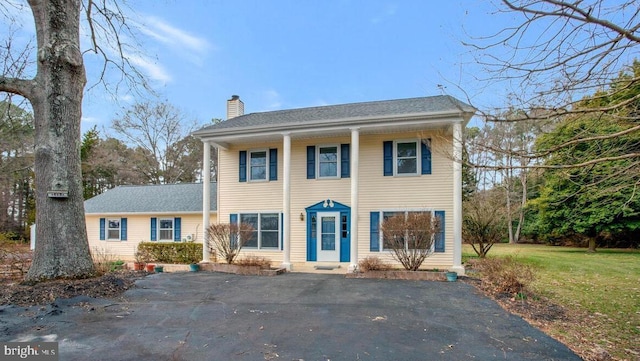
left=85, top=211, right=217, bottom=216
left=195, top=109, right=475, bottom=142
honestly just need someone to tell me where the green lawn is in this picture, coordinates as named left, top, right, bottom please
left=463, top=243, right=640, bottom=360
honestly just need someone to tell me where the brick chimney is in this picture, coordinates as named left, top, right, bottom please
left=226, top=95, right=244, bottom=119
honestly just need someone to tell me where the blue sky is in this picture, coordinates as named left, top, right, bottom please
left=4, top=1, right=514, bottom=133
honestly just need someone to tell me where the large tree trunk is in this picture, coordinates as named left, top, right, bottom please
left=24, top=0, right=95, bottom=281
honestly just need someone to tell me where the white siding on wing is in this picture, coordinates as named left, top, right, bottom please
left=86, top=213, right=216, bottom=260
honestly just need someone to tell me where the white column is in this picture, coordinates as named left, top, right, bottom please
left=451, top=122, right=465, bottom=275
left=282, top=133, right=292, bottom=270
left=202, top=141, right=211, bottom=262
left=349, top=128, right=360, bottom=272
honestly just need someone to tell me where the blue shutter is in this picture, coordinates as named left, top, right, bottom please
left=99, top=218, right=105, bottom=241
left=370, top=212, right=380, bottom=251
left=339, top=211, right=350, bottom=262
left=239, top=151, right=247, bottom=182
left=150, top=217, right=157, bottom=241
left=307, top=146, right=315, bottom=179
left=280, top=212, right=284, bottom=250
left=269, top=148, right=278, bottom=181
left=307, top=211, right=317, bottom=261
left=341, top=144, right=350, bottom=178
left=435, top=211, right=445, bottom=252
left=174, top=217, right=182, bottom=242
left=230, top=214, right=238, bottom=248
left=421, top=139, right=432, bottom=175
left=383, top=141, right=393, bottom=176
left=120, top=218, right=127, bottom=241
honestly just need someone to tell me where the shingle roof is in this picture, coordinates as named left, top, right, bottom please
left=84, top=183, right=216, bottom=214
left=194, top=95, right=474, bottom=133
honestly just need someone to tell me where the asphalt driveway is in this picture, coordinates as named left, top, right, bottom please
left=1, top=272, right=580, bottom=360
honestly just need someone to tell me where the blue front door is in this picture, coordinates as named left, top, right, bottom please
left=306, top=199, right=350, bottom=262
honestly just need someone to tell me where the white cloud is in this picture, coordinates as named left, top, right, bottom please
left=138, top=15, right=211, bottom=67
left=126, top=53, right=171, bottom=83
left=142, top=16, right=210, bottom=52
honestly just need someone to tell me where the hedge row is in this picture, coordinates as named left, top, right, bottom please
left=137, top=242, right=202, bottom=264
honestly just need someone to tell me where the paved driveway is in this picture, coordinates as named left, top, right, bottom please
left=1, top=272, right=579, bottom=360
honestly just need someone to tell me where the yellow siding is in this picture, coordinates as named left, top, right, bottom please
left=86, top=213, right=217, bottom=260
left=217, top=130, right=455, bottom=269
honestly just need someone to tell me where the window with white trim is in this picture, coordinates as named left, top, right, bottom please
left=107, top=219, right=120, bottom=240
left=395, top=141, right=418, bottom=175
left=318, top=145, right=339, bottom=178
left=250, top=150, right=267, bottom=181
left=239, top=213, right=280, bottom=249
left=159, top=218, right=174, bottom=241
left=381, top=210, right=435, bottom=251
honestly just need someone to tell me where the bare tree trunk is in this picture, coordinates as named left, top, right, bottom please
left=23, top=0, right=94, bottom=280
left=514, top=167, right=526, bottom=242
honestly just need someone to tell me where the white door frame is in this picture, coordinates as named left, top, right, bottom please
left=316, top=211, right=340, bottom=262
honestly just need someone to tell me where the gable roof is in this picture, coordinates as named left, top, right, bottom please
left=84, top=183, right=216, bottom=215
left=194, top=95, right=474, bottom=137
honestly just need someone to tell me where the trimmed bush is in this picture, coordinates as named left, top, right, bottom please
left=235, top=255, right=271, bottom=268
left=358, top=256, right=391, bottom=272
left=137, top=242, right=202, bottom=264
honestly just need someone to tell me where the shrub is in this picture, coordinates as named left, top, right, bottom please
left=206, top=223, right=254, bottom=264
left=91, top=247, right=118, bottom=275
left=471, top=256, right=534, bottom=297
left=137, top=242, right=202, bottom=264
left=380, top=212, right=439, bottom=271
left=109, top=260, right=125, bottom=272
left=236, top=255, right=271, bottom=268
left=358, top=256, right=391, bottom=272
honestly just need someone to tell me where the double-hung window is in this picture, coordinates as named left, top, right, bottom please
left=318, top=146, right=339, bottom=178
left=381, top=211, right=404, bottom=249
left=396, top=141, right=418, bottom=175
left=250, top=150, right=267, bottom=181
left=100, top=218, right=127, bottom=241
left=239, top=149, right=277, bottom=182
left=382, top=211, right=434, bottom=250
left=307, top=144, right=350, bottom=179
left=383, top=139, right=431, bottom=176
left=370, top=210, right=444, bottom=253
left=107, top=219, right=121, bottom=240
left=159, top=218, right=174, bottom=241
left=239, top=213, right=280, bottom=249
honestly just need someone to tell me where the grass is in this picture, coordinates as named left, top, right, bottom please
left=463, top=243, right=640, bottom=360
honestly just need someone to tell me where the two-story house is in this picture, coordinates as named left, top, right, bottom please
left=193, top=95, right=474, bottom=274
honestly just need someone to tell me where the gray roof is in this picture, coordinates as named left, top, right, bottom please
left=84, top=183, right=216, bottom=214
left=194, top=95, right=474, bottom=134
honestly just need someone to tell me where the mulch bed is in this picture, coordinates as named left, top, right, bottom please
left=0, top=271, right=147, bottom=307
